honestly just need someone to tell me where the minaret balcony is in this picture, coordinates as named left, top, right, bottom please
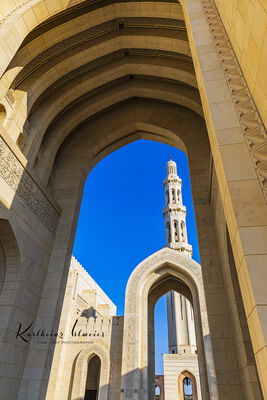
left=170, top=242, right=192, bottom=255
left=163, top=205, right=186, bottom=213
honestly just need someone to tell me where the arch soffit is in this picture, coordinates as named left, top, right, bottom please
left=47, top=100, right=207, bottom=185
left=15, top=60, right=199, bottom=164
left=13, top=51, right=197, bottom=156
left=35, top=82, right=201, bottom=170
left=1, top=0, right=185, bottom=74
left=3, top=13, right=189, bottom=96
left=27, top=68, right=199, bottom=146
left=42, top=125, right=185, bottom=186
left=1, top=5, right=194, bottom=142
left=0, top=211, right=25, bottom=264
left=11, top=32, right=190, bottom=91
left=26, top=56, right=197, bottom=117
left=0, top=2, right=204, bottom=176
left=0, top=215, right=23, bottom=300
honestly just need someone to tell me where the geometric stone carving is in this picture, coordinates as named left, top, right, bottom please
left=0, top=137, right=60, bottom=234
left=202, top=0, right=267, bottom=201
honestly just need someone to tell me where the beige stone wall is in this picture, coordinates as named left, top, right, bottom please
left=214, top=0, right=267, bottom=129
left=0, top=0, right=267, bottom=399
left=210, top=167, right=263, bottom=399
left=163, top=354, right=201, bottom=400
left=46, top=257, right=123, bottom=400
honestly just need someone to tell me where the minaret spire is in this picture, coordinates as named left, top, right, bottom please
left=163, top=159, right=192, bottom=257
left=163, top=159, right=196, bottom=355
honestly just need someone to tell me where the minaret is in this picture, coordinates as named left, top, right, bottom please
left=163, top=159, right=196, bottom=355
left=163, top=160, right=192, bottom=256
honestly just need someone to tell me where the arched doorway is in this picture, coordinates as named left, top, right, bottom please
left=154, top=288, right=200, bottom=400
left=178, top=370, right=197, bottom=400
left=121, top=247, right=217, bottom=400
left=84, top=355, right=101, bottom=400
left=71, top=344, right=110, bottom=400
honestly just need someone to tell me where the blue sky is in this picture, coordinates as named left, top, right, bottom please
left=73, top=139, right=200, bottom=373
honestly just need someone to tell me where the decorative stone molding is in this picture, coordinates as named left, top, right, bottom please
left=125, top=247, right=202, bottom=313
left=0, top=137, right=59, bottom=234
left=11, top=17, right=186, bottom=90
left=202, top=0, right=267, bottom=202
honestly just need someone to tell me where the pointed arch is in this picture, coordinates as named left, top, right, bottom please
left=178, top=370, right=197, bottom=400
left=121, top=247, right=218, bottom=400
left=71, top=344, right=110, bottom=400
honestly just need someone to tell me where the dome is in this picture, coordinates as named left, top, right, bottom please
left=167, top=159, right=177, bottom=175
left=167, top=160, right=177, bottom=167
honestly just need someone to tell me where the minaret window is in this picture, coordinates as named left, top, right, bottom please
left=181, top=221, right=186, bottom=242
left=174, top=220, right=179, bottom=242
left=177, top=189, right=180, bottom=202
left=166, top=190, right=169, bottom=204
left=172, top=189, right=175, bottom=203
left=166, top=222, right=171, bottom=243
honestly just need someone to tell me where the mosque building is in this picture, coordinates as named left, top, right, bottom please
left=1, top=2, right=266, bottom=399
left=46, top=160, right=200, bottom=400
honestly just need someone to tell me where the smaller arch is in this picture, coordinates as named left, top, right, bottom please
left=71, top=344, right=110, bottom=400
left=178, top=370, right=197, bottom=400
left=155, top=384, right=160, bottom=398
left=0, top=218, right=21, bottom=299
left=121, top=248, right=218, bottom=400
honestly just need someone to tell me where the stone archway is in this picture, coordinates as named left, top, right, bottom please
left=178, top=370, right=197, bottom=400
left=0, top=0, right=267, bottom=398
left=121, top=247, right=218, bottom=400
left=71, top=344, right=110, bottom=400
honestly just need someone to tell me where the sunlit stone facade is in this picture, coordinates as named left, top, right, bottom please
left=46, top=257, right=123, bottom=400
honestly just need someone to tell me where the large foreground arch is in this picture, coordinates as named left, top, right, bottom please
left=0, top=0, right=267, bottom=399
